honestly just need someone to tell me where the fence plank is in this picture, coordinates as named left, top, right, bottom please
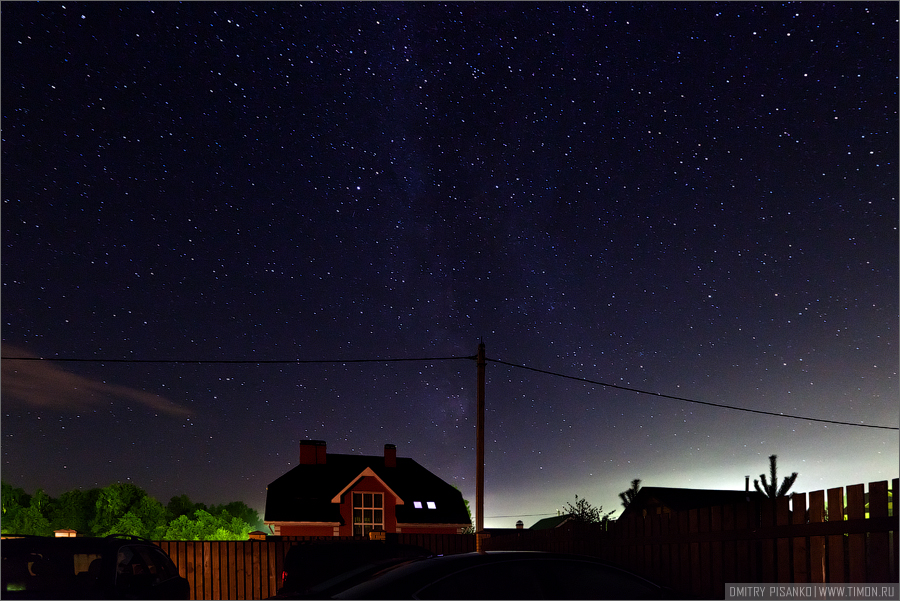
left=809, top=490, right=826, bottom=583
left=697, top=506, right=712, bottom=599
left=792, top=493, right=809, bottom=583
left=847, top=483, right=866, bottom=582
left=827, top=487, right=845, bottom=583
left=676, top=510, right=690, bottom=594
left=759, top=499, right=776, bottom=583
left=736, top=502, right=753, bottom=583
left=867, top=481, right=891, bottom=582
left=709, top=504, right=724, bottom=599
left=721, top=503, right=737, bottom=586
left=893, top=479, right=899, bottom=584
left=775, top=497, right=791, bottom=583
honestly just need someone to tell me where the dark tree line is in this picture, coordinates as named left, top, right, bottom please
left=1, top=481, right=265, bottom=540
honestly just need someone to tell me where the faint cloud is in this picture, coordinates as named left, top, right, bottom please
left=1, top=344, right=191, bottom=417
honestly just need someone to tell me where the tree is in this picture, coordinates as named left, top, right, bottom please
left=105, top=511, right=146, bottom=537
left=2, top=481, right=31, bottom=516
left=618, top=479, right=642, bottom=509
left=1, top=482, right=30, bottom=533
left=754, top=454, right=798, bottom=499
left=562, top=495, right=616, bottom=524
left=49, top=489, right=97, bottom=534
left=209, top=500, right=264, bottom=532
left=6, top=505, right=53, bottom=536
left=91, top=482, right=148, bottom=535
left=163, top=514, right=199, bottom=540
left=167, top=494, right=207, bottom=521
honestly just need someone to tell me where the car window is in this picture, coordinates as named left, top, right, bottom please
left=415, top=560, right=545, bottom=600
left=116, top=545, right=180, bottom=590
left=138, top=546, right=181, bottom=582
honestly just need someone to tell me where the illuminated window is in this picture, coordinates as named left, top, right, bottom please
left=413, top=501, right=423, bottom=509
left=427, top=501, right=436, bottom=509
left=352, top=492, right=383, bottom=536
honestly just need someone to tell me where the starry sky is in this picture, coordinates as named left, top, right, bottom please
left=2, top=2, right=897, bottom=530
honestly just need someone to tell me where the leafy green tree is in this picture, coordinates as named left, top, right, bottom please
left=166, top=494, right=207, bottom=521
left=163, top=514, right=199, bottom=540
left=162, top=509, right=251, bottom=540
left=562, top=495, right=616, bottom=524
left=104, top=511, right=146, bottom=537
left=618, top=479, right=642, bottom=509
left=754, top=454, right=799, bottom=499
left=49, top=489, right=95, bottom=534
left=30, top=489, right=52, bottom=513
left=1, top=482, right=30, bottom=533
left=6, top=505, right=53, bottom=536
left=91, top=482, right=149, bottom=535
left=134, top=495, right=169, bottom=539
left=2, top=482, right=31, bottom=516
left=209, top=500, right=264, bottom=532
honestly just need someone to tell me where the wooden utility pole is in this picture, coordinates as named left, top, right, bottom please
left=475, top=340, right=486, bottom=553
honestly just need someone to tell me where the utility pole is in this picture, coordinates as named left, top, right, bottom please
left=475, top=340, right=486, bottom=553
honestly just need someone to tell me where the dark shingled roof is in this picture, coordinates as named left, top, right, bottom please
left=620, top=486, right=766, bottom=518
left=529, top=514, right=575, bottom=530
left=264, top=453, right=471, bottom=527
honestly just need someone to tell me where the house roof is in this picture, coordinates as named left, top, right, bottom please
left=530, top=514, right=575, bottom=530
left=264, top=453, right=471, bottom=527
left=620, top=486, right=766, bottom=518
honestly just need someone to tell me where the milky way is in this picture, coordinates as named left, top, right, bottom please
left=2, top=3, right=896, bottom=527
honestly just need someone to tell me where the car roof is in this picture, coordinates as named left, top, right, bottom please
left=332, top=551, right=663, bottom=599
left=2, top=535, right=164, bottom=555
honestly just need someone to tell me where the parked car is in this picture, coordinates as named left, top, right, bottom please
left=1, top=534, right=191, bottom=599
left=273, top=539, right=433, bottom=598
left=321, top=551, right=676, bottom=599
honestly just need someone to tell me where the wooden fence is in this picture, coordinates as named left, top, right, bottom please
left=154, top=532, right=475, bottom=600
left=155, top=480, right=895, bottom=599
left=485, top=479, right=899, bottom=599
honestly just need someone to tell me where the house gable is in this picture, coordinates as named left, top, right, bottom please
left=330, top=467, right=404, bottom=505
left=265, top=441, right=471, bottom=536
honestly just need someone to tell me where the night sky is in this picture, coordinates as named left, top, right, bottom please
left=2, top=2, right=897, bottom=529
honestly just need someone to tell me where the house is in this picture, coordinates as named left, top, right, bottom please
left=264, top=440, right=472, bottom=537
left=620, top=486, right=766, bottom=519
left=530, top=514, right=577, bottom=530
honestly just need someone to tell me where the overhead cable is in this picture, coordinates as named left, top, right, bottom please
left=487, top=357, right=899, bottom=431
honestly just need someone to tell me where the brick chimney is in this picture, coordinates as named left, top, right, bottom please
left=299, top=440, right=327, bottom=465
left=384, top=443, right=396, bottom=468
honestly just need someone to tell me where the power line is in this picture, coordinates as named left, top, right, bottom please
left=487, top=357, right=899, bottom=431
left=3, top=352, right=896, bottom=430
left=0, top=355, right=476, bottom=365
left=486, top=513, right=557, bottom=519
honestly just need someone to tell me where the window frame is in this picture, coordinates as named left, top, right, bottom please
left=351, top=491, right=384, bottom=536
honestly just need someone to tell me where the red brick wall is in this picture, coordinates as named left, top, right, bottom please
left=277, top=524, right=336, bottom=537
left=336, top=475, right=397, bottom=536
